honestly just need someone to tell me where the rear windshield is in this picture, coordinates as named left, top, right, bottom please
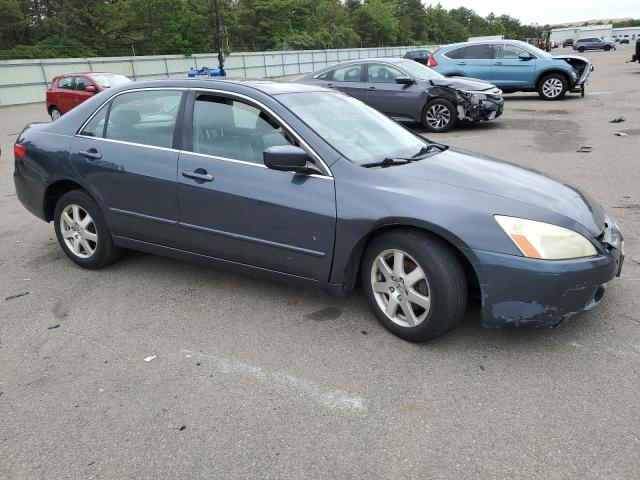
left=91, top=74, right=132, bottom=88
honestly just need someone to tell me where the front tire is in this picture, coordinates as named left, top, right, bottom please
left=361, top=229, right=467, bottom=342
left=537, top=73, right=568, bottom=100
left=54, top=190, right=121, bottom=269
left=422, top=98, right=457, bottom=132
left=578, top=46, right=585, bottom=52
left=604, top=45, right=611, bottom=51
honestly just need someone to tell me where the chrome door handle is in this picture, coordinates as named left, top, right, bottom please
left=368, top=86, right=377, bottom=90
left=456, top=62, right=467, bottom=65
left=182, top=170, right=214, bottom=182
left=494, top=62, right=503, bottom=66
left=78, top=149, right=102, bottom=160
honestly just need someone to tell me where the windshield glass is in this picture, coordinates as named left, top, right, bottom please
left=279, top=92, right=428, bottom=165
left=91, top=74, right=132, bottom=88
left=521, top=43, right=553, bottom=59
left=396, top=60, right=443, bottom=80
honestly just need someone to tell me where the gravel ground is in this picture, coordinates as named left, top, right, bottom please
left=1, top=46, right=639, bottom=479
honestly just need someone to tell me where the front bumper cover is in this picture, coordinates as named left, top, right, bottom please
left=457, top=95, right=504, bottom=122
left=469, top=235, right=623, bottom=328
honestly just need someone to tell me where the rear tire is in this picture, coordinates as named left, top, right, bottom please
left=537, top=73, right=568, bottom=100
left=578, top=46, right=585, bottom=52
left=422, top=98, right=457, bottom=132
left=604, top=45, right=611, bottom=51
left=53, top=190, right=121, bottom=269
left=50, top=107, right=61, bottom=121
left=361, top=229, right=467, bottom=342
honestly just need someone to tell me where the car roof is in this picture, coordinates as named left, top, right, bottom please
left=117, top=78, right=331, bottom=96
left=439, top=39, right=530, bottom=50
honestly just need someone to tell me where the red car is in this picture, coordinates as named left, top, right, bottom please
left=46, top=72, right=131, bottom=120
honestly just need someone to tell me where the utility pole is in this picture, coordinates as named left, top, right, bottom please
left=213, top=0, right=226, bottom=76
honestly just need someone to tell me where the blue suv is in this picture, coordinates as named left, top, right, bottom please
left=429, top=40, right=592, bottom=100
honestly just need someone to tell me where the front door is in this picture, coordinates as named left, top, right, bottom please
left=73, top=76, right=97, bottom=108
left=491, top=43, right=538, bottom=88
left=69, top=88, right=185, bottom=246
left=364, top=63, right=419, bottom=118
left=177, top=92, right=336, bottom=281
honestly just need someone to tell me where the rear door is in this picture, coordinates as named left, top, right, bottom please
left=455, top=43, right=493, bottom=80
left=327, top=63, right=365, bottom=101
left=176, top=91, right=336, bottom=281
left=363, top=62, right=420, bottom=118
left=491, top=43, right=537, bottom=88
left=69, top=88, right=185, bottom=246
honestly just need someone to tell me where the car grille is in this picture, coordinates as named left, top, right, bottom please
left=484, top=88, right=503, bottom=100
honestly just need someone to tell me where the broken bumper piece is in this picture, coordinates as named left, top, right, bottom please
left=457, top=92, right=504, bottom=123
left=470, top=245, right=623, bottom=329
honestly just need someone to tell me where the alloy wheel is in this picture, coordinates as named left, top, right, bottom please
left=542, top=78, right=564, bottom=98
left=425, top=104, right=451, bottom=129
left=59, top=204, right=98, bottom=259
left=370, top=249, right=431, bottom=328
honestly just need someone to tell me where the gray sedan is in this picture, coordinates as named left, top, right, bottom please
left=294, top=58, right=504, bottom=132
left=13, top=79, right=623, bottom=341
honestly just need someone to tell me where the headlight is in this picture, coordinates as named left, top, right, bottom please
left=495, top=215, right=597, bottom=260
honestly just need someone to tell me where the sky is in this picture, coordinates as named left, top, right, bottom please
left=426, top=0, right=640, bottom=25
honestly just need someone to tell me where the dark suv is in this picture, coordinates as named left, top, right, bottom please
left=573, top=37, right=615, bottom=52
left=402, top=50, right=432, bottom=65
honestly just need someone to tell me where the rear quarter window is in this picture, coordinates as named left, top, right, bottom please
left=444, top=47, right=466, bottom=59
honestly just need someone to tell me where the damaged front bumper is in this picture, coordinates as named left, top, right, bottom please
left=469, top=229, right=623, bottom=329
left=457, top=88, right=504, bottom=123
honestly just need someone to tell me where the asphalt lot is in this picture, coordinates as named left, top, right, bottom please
left=1, top=46, right=639, bottom=479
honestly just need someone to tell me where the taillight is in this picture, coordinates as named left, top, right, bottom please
left=14, top=143, right=26, bottom=161
left=427, top=48, right=440, bottom=67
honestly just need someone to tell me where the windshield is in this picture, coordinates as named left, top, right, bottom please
left=91, top=74, right=132, bottom=88
left=396, top=60, right=443, bottom=80
left=279, top=91, right=428, bottom=165
left=522, top=43, right=553, bottom=59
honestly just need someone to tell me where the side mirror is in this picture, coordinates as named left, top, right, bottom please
left=395, top=76, right=414, bottom=85
left=263, top=145, right=321, bottom=175
left=84, top=85, right=97, bottom=93
left=518, top=52, right=533, bottom=61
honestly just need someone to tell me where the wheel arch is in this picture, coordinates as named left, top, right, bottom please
left=342, top=223, right=481, bottom=300
left=47, top=104, right=60, bottom=114
left=43, top=179, right=92, bottom=221
left=535, top=69, right=571, bottom=90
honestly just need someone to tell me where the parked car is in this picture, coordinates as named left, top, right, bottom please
left=632, top=38, right=640, bottom=63
left=294, top=58, right=503, bottom=132
left=14, top=79, right=624, bottom=342
left=46, top=72, right=131, bottom=120
left=573, top=37, right=615, bottom=52
left=402, top=49, right=432, bottom=65
left=620, top=38, right=630, bottom=45
left=563, top=39, right=574, bottom=47
left=428, top=40, right=592, bottom=100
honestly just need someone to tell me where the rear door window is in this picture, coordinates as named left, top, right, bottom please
left=80, top=90, right=183, bottom=148
left=332, top=64, right=362, bottom=82
left=461, top=44, right=492, bottom=59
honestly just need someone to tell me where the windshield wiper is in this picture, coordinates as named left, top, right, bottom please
left=361, top=158, right=412, bottom=168
left=411, top=143, right=449, bottom=158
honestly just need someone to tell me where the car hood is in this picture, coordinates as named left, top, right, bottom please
left=386, top=148, right=605, bottom=236
left=427, top=76, right=497, bottom=92
left=552, top=54, right=590, bottom=63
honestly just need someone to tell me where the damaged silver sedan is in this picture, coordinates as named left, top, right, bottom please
left=294, top=57, right=504, bottom=132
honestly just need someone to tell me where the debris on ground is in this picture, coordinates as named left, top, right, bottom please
left=144, top=355, right=157, bottom=362
left=360, top=330, right=368, bottom=335
left=47, top=324, right=60, bottom=330
left=614, top=132, right=628, bottom=137
left=577, top=146, right=593, bottom=153
left=479, top=365, right=486, bottom=371
left=179, top=425, right=186, bottom=431
left=5, top=291, right=29, bottom=301
left=609, top=116, right=625, bottom=123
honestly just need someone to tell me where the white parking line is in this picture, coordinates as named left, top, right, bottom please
left=181, top=349, right=368, bottom=413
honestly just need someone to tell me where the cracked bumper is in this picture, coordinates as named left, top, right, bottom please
left=471, top=247, right=623, bottom=328
left=459, top=98, right=504, bottom=123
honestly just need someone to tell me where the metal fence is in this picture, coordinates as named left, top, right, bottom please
left=0, top=45, right=435, bottom=107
